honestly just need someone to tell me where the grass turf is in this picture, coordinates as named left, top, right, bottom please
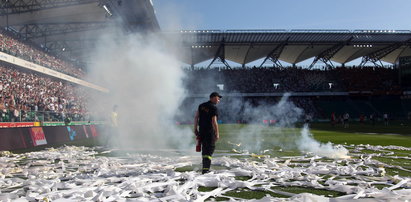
left=8, top=122, right=411, bottom=200
left=192, top=123, right=411, bottom=200
left=214, top=123, right=411, bottom=150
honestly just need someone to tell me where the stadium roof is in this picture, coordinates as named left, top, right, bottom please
left=0, top=0, right=159, bottom=66
left=2, top=1, right=411, bottom=69
left=175, top=30, right=411, bottom=67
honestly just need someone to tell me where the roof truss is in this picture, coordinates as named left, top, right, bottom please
left=0, top=0, right=97, bottom=16
left=14, top=22, right=111, bottom=40
left=360, top=38, right=411, bottom=67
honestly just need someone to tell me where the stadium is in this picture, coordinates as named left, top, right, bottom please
left=0, top=0, right=410, bottom=201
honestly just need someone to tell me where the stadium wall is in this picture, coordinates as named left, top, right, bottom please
left=0, top=124, right=104, bottom=151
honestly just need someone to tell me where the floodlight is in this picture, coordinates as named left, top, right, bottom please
left=103, top=5, right=112, bottom=16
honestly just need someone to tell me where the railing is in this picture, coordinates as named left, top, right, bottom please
left=0, top=110, right=94, bottom=123
left=187, top=92, right=350, bottom=98
left=0, top=50, right=109, bottom=92
left=175, top=29, right=411, bottom=34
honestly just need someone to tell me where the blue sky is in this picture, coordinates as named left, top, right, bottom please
left=153, top=0, right=411, bottom=31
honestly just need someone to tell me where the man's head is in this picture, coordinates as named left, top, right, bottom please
left=209, top=92, right=222, bottom=104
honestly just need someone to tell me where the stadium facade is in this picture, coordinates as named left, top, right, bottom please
left=176, top=30, right=411, bottom=68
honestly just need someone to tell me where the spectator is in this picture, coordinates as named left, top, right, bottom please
left=0, top=30, right=84, bottom=78
left=383, top=113, right=388, bottom=126
left=343, top=112, right=350, bottom=128
left=370, top=113, right=375, bottom=126
left=0, top=64, right=90, bottom=122
left=331, top=112, right=336, bottom=126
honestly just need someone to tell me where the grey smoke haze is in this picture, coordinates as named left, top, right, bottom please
left=222, top=94, right=349, bottom=158
left=224, top=94, right=303, bottom=152
left=85, top=30, right=193, bottom=151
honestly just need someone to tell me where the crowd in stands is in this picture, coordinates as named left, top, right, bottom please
left=184, top=66, right=400, bottom=94
left=0, top=63, right=89, bottom=122
left=0, top=30, right=84, bottom=78
left=182, top=66, right=408, bottom=121
left=333, top=66, right=401, bottom=93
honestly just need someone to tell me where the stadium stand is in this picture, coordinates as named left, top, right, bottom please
left=0, top=30, right=84, bottom=78
left=370, top=97, right=404, bottom=118
left=183, top=66, right=409, bottom=122
left=0, top=63, right=89, bottom=122
left=184, top=66, right=399, bottom=93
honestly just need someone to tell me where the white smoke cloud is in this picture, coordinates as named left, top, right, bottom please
left=223, top=93, right=349, bottom=158
left=298, top=124, right=349, bottom=159
left=85, top=30, right=193, bottom=151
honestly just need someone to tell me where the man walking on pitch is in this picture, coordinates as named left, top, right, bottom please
left=194, top=92, right=222, bottom=174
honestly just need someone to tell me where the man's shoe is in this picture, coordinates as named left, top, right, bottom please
left=202, top=169, right=210, bottom=174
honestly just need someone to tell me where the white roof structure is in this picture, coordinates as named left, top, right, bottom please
left=175, top=30, right=411, bottom=67
left=2, top=1, right=411, bottom=68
